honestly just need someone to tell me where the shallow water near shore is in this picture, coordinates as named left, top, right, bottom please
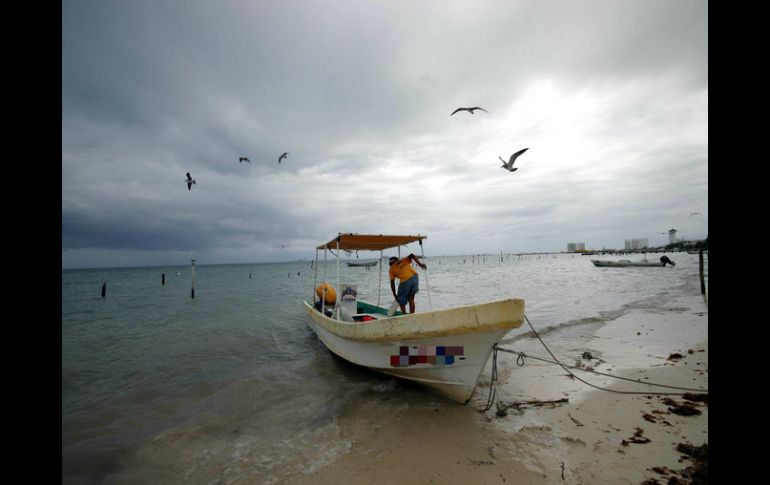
left=62, top=251, right=707, bottom=484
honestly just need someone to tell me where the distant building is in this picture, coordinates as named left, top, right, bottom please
left=668, top=229, right=678, bottom=244
left=567, top=242, right=586, bottom=252
left=625, top=238, right=649, bottom=250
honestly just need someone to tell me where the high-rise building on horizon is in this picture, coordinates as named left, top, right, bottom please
left=625, top=238, right=649, bottom=250
left=567, top=242, right=586, bottom=252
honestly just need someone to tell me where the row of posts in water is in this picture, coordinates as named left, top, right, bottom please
left=97, top=254, right=534, bottom=298
left=100, top=251, right=707, bottom=297
left=101, top=259, right=197, bottom=299
left=98, top=253, right=561, bottom=296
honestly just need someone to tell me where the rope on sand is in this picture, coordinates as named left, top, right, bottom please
left=483, top=314, right=708, bottom=415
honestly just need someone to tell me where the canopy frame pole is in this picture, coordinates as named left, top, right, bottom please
left=377, top=249, right=383, bottom=307
left=321, top=247, right=328, bottom=315
left=336, top=237, right=341, bottom=319
left=312, top=248, right=319, bottom=302
left=420, top=237, right=432, bottom=311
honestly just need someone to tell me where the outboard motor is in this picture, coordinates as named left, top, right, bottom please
left=660, top=255, right=675, bottom=266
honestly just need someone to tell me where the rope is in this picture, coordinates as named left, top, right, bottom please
left=482, top=313, right=707, bottom=412
left=519, top=314, right=707, bottom=395
left=483, top=346, right=499, bottom=412
left=496, top=346, right=707, bottom=393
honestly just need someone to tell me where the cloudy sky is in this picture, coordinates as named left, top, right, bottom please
left=62, top=0, right=708, bottom=269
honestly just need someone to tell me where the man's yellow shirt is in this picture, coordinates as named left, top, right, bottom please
left=389, top=259, right=417, bottom=282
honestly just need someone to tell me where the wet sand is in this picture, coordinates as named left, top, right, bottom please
left=282, top=291, right=708, bottom=485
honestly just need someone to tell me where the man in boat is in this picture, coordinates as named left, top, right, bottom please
left=388, top=254, right=427, bottom=314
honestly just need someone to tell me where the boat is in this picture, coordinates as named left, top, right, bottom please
left=591, top=256, right=675, bottom=267
left=345, top=259, right=378, bottom=267
left=304, top=233, right=525, bottom=403
left=591, top=260, right=664, bottom=267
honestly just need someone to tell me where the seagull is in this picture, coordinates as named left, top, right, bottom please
left=185, top=172, right=196, bottom=190
left=450, top=107, right=488, bottom=116
left=500, top=148, right=529, bottom=172
left=239, top=157, right=251, bottom=163
left=278, top=152, right=288, bottom=163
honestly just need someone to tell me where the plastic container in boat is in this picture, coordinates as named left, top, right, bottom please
left=387, top=300, right=400, bottom=317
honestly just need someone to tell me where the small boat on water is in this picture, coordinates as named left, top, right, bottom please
left=345, top=259, right=378, bottom=267
left=304, top=233, right=525, bottom=403
left=591, top=255, right=675, bottom=267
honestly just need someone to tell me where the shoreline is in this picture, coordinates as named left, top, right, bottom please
left=280, top=290, right=708, bottom=485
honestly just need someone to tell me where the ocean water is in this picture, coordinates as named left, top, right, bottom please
left=62, top=251, right=707, bottom=484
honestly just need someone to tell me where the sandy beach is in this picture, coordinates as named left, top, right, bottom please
left=282, top=290, right=708, bottom=485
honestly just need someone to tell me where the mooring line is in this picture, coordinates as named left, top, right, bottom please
left=482, top=313, right=708, bottom=412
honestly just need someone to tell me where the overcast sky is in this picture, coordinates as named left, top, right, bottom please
left=62, top=0, right=708, bottom=269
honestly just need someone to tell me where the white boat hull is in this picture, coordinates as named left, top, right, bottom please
left=591, top=259, right=664, bottom=267
left=303, top=298, right=524, bottom=403
left=345, top=260, right=378, bottom=267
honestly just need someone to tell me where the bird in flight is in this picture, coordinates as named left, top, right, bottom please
left=278, top=152, right=288, bottom=163
left=500, top=148, right=529, bottom=172
left=690, top=212, right=702, bottom=217
left=239, top=157, right=251, bottom=163
left=451, top=107, right=488, bottom=116
left=185, top=172, right=196, bottom=190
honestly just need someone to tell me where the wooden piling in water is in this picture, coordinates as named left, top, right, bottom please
left=191, top=259, right=196, bottom=299
left=161, top=273, right=165, bottom=285
left=699, top=250, right=706, bottom=294
left=101, top=282, right=106, bottom=298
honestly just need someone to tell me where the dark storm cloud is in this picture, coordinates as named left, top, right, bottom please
left=62, top=210, right=198, bottom=251
left=62, top=0, right=707, bottom=267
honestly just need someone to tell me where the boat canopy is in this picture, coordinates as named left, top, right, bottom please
left=316, top=233, right=427, bottom=251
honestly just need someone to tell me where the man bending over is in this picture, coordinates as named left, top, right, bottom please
left=388, top=253, right=427, bottom=314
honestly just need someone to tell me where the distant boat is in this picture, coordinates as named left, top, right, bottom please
left=591, top=256, right=675, bottom=267
left=345, top=259, right=378, bottom=267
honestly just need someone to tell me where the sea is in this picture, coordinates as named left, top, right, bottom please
left=62, top=251, right=707, bottom=484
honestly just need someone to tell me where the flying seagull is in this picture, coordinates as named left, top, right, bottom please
left=500, top=148, right=529, bottom=172
left=278, top=152, right=288, bottom=163
left=239, top=157, right=251, bottom=163
left=450, top=107, right=488, bottom=116
left=185, top=172, right=196, bottom=190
